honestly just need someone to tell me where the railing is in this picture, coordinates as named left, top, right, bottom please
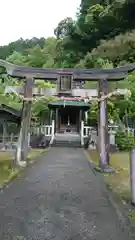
left=80, top=122, right=135, bottom=148
left=50, top=120, right=55, bottom=145
left=108, top=125, right=135, bottom=136
left=44, top=125, right=53, bottom=136
left=80, top=121, right=84, bottom=146
left=83, top=126, right=92, bottom=137
left=30, top=120, right=55, bottom=145
left=31, top=125, right=53, bottom=136
left=81, top=121, right=93, bottom=147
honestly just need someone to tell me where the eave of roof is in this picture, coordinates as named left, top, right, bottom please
left=48, top=100, right=90, bottom=108
left=0, top=104, right=21, bottom=118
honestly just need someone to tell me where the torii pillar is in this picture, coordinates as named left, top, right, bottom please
left=98, top=78, right=110, bottom=170
left=16, top=77, right=34, bottom=165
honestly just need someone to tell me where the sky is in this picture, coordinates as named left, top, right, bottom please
left=0, top=0, right=80, bottom=46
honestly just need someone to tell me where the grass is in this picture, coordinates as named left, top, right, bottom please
left=88, top=150, right=135, bottom=224
left=27, top=148, right=46, bottom=162
left=0, top=148, right=46, bottom=188
left=89, top=150, right=130, bottom=201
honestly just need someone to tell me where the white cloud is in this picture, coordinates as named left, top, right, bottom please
left=0, top=0, right=80, bottom=45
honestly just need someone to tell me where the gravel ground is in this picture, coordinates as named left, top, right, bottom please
left=0, top=147, right=130, bottom=239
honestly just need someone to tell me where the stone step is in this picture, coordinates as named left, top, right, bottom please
left=52, top=140, right=81, bottom=148
left=52, top=133, right=81, bottom=148
left=55, top=133, right=80, bottom=140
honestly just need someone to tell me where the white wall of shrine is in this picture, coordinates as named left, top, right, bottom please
left=5, top=86, right=98, bottom=97
left=5, top=86, right=128, bottom=98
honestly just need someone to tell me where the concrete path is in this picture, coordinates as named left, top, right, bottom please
left=0, top=147, right=131, bottom=239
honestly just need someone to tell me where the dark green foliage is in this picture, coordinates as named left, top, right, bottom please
left=0, top=37, right=45, bottom=60
left=54, top=0, right=135, bottom=65
left=115, top=129, right=134, bottom=151
left=1, top=0, right=135, bottom=126
left=91, top=30, right=135, bottom=65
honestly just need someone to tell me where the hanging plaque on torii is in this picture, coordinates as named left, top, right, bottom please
left=0, top=59, right=135, bottom=170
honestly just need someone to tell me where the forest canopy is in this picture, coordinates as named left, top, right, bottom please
left=1, top=0, right=135, bottom=126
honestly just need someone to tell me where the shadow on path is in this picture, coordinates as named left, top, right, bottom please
left=0, top=147, right=131, bottom=239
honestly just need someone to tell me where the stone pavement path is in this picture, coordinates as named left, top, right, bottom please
left=0, top=147, right=131, bottom=239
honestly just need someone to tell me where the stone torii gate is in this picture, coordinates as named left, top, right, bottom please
left=0, top=59, right=135, bottom=170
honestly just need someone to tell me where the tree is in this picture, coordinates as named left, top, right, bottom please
left=54, top=18, right=75, bottom=39
left=6, top=51, right=27, bottom=65
left=26, top=44, right=46, bottom=68
left=0, top=37, right=45, bottom=60
left=91, top=30, right=135, bottom=65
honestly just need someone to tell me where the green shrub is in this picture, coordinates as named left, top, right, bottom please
left=115, top=129, right=134, bottom=151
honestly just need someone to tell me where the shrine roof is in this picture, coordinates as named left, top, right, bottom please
left=48, top=100, right=90, bottom=109
left=0, top=59, right=135, bottom=81
left=0, top=104, right=21, bottom=123
left=0, top=104, right=21, bottom=117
